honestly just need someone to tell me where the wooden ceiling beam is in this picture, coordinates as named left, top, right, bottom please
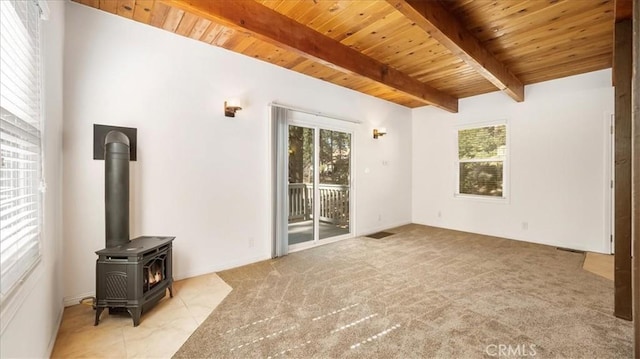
left=388, top=0, right=525, bottom=103
left=161, top=0, right=458, bottom=112
left=615, top=0, right=633, bottom=22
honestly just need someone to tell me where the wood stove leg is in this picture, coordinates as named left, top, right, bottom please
left=129, top=308, right=142, bottom=327
left=94, top=307, right=105, bottom=326
left=168, top=285, right=173, bottom=298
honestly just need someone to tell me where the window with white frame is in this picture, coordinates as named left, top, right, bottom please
left=0, top=0, right=45, bottom=304
left=456, top=123, right=507, bottom=198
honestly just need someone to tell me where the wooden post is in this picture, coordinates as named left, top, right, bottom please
left=631, top=0, right=639, bottom=354
left=614, top=18, right=633, bottom=321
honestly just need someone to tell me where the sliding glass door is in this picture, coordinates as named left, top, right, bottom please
left=318, top=129, right=351, bottom=240
left=287, top=125, right=315, bottom=245
left=287, top=125, right=352, bottom=247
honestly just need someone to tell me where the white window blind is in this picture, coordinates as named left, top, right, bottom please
left=457, top=123, right=507, bottom=198
left=0, top=0, right=44, bottom=303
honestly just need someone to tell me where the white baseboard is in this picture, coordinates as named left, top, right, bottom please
left=356, top=220, right=412, bottom=238
left=412, top=221, right=607, bottom=254
left=63, top=291, right=95, bottom=307
left=46, top=303, right=65, bottom=356
left=173, top=253, right=272, bottom=281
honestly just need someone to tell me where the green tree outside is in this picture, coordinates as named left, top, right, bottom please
left=458, top=125, right=506, bottom=197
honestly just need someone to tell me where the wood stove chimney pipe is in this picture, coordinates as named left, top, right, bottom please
left=104, top=130, right=130, bottom=248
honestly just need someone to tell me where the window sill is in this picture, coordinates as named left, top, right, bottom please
left=454, top=193, right=510, bottom=204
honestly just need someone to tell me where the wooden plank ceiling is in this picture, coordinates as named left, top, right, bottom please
left=73, top=0, right=614, bottom=112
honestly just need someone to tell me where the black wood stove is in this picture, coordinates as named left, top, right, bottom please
left=94, top=129, right=174, bottom=327
left=95, top=236, right=174, bottom=326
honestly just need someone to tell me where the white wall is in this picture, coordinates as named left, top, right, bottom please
left=412, top=69, right=614, bottom=253
left=63, top=2, right=412, bottom=304
left=0, top=1, right=66, bottom=358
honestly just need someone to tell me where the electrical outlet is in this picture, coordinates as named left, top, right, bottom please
left=378, top=214, right=382, bottom=222
left=248, top=237, right=255, bottom=247
left=437, top=211, right=442, bottom=218
left=522, top=222, right=528, bottom=230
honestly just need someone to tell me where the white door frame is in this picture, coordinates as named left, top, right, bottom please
left=287, top=113, right=355, bottom=252
left=605, top=112, right=615, bottom=254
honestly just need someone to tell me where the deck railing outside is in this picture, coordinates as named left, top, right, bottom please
left=288, top=183, right=349, bottom=226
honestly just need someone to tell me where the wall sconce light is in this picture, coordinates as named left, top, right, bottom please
left=373, top=128, right=387, bottom=139
left=224, top=98, right=242, bottom=117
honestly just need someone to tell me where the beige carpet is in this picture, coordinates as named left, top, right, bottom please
left=174, top=224, right=633, bottom=358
